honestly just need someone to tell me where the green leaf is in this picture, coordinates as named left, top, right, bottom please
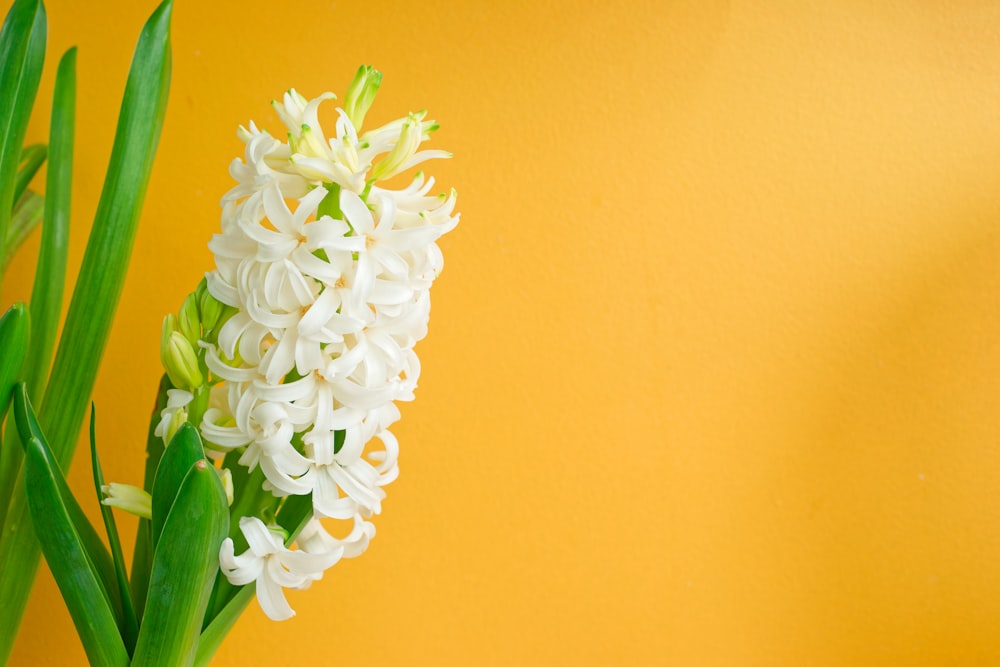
left=90, top=404, right=139, bottom=654
left=132, top=457, right=229, bottom=667
left=3, top=189, right=43, bottom=268
left=150, top=422, right=205, bottom=550
left=11, top=385, right=123, bottom=621
left=0, top=0, right=45, bottom=285
left=15, top=396, right=128, bottom=665
left=0, top=4, right=171, bottom=659
left=40, top=0, right=172, bottom=470
left=13, top=142, right=45, bottom=205
left=26, top=47, right=75, bottom=403
left=0, top=303, right=29, bottom=420
left=0, top=302, right=30, bottom=529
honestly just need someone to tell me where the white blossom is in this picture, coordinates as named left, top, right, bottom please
left=220, top=517, right=342, bottom=621
left=207, top=74, right=457, bottom=620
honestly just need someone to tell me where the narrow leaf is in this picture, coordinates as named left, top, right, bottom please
left=22, top=435, right=128, bottom=666
left=26, top=47, right=75, bottom=403
left=0, top=5, right=168, bottom=658
left=0, top=303, right=28, bottom=420
left=132, top=458, right=229, bottom=667
left=0, top=0, right=45, bottom=284
left=150, top=422, right=205, bottom=549
left=40, top=0, right=172, bottom=470
left=13, top=142, right=45, bottom=205
left=11, top=385, right=123, bottom=622
left=90, top=404, right=139, bottom=654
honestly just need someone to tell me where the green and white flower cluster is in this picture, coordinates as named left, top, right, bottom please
left=159, top=66, right=458, bottom=620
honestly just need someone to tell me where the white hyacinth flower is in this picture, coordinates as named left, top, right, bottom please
left=200, top=68, right=457, bottom=620
left=220, top=517, right=342, bottom=621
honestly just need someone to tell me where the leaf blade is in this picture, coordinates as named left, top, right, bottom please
left=132, top=457, right=229, bottom=667
left=11, top=385, right=123, bottom=620
left=16, top=396, right=128, bottom=666
left=0, top=302, right=30, bottom=530
left=0, top=4, right=170, bottom=659
left=90, top=404, right=139, bottom=654
left=150, top=421, right=205, bottom=550
left=26, top=47, right=75, bottom=403
left=40, top=0, right=172, bottom=470
left=22, top=437, right=128, bottom=666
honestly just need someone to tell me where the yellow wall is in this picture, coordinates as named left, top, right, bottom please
left=4, top=0, right=1000, bottom=664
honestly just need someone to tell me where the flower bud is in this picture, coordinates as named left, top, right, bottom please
left=102, top=483, right=152, bottom=519
left=161, top=316, right=204, bottom=390
left=178, top=292, right=200, bottom=346
left=197, top=280, right=229, bottom=338
left=344, top=65, right=382, bottom=130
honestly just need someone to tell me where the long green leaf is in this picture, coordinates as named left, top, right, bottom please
left=150, top=422, right=204, bottom=550
left=90, top=404, right=139, bottom=654
left=22, top=435, right=128, bottom=666
left=132, top=458, right=229, bottom=667
left=0, top=0, right=45, bottom=284
left=13, top=142, right=45, bottom=206
left=11, top=385, right=123, bottom=620
left=41, top=0, right=171, bottom=468
left=26, top=47, right=74, bottom=403
left=15, top=394, right=128, bottom=665
left=0, top=5, right=171, bottom=658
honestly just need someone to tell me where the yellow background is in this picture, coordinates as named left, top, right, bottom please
left=4, top=0, right=1000, bottom=664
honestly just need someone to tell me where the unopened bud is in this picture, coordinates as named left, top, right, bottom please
left=344, top=65, right=382, bottom=130
left=197, top=282, right=228, bottom=338
left=178, top=293, right=200, bottom=346
left=161, top=320, right=204, bottom=390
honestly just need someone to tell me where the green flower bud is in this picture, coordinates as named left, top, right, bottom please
left=197, top=283, right=226, bottom=337
left=178, top=292, right=200, bottom=346
left=161, top=315, right=204, bottom=390
left=160, top=313, right=178, bottom=359
left=344, top=65, right=382, bottom=130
